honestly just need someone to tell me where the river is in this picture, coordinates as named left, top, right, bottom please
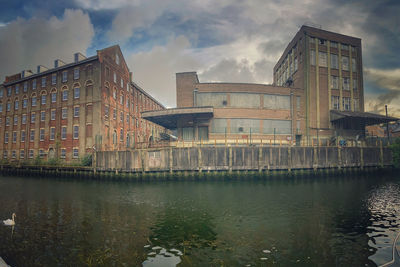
left=0, top=172, right=399, bottom=266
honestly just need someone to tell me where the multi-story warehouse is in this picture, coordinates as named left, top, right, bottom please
left=143, top=25, right=396, bottom=145
left=273, top=25, right=395, bottom=144
left=0, top=45, right=165, bottom=162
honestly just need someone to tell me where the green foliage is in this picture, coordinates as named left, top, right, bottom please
left=47, top=158, right=60, bottom=166
left=81, top=154, right=92, bottom=167
left=34, top=155, right=43, bottom=166
left=390, top=138, right=400, bottom=168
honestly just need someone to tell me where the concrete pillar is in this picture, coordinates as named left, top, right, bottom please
left=198, top=147, right=202, bottom=172
left=337, top=146, right=342, bottom=169
left=288, top=146, right=292, bottom=172
left=258, top=146, right=262, bottom=172
left=380, top=140, right=384, bottom=168
left=360, top=146, right=364, bottom=169
left=228, top=147, right=232, bottom=173
left=169, top=147, right=173, bottom=173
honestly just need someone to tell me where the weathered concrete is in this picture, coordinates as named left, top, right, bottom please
left=95, top=146, right=393, bottom=172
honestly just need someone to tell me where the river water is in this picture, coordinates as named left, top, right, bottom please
left=0, top=172, right=399, bottom=266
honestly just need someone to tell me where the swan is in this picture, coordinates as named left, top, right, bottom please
left=3, top=213, right=16, bottom=226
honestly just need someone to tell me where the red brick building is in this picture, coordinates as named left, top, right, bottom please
left=0, top=45, right=165, bottom=162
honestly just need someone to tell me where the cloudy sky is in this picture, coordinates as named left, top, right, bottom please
left=0, top=0, right=399, bottom=115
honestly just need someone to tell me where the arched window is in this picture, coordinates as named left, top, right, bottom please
left=126, top=133, right=130, bottom=147
left=50, top=88, right=57, bottom=103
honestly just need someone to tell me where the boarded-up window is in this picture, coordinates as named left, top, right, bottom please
left=211, top=119, right=227, bottom=133
left=196, top=92, right=227, bottom=107
left=264, top=94, right=290, bottom=109
left=230, top=119, right=260, bottom=134
left=86, top=124, right=92, bottom=137
left=230, top=93, right=260, bottom=108
left=263, top=120, right=291, bottom=134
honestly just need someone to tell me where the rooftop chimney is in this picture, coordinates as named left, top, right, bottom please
left=54, top=59, right=66, bottom=68
left=37, top=65, right=48, bottom=74
left=74, top=52, right=86, bottom=63
left=21, top=70, right=33, bottom=78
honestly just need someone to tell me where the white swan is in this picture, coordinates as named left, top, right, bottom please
left=3, top=213, right=16, bottom=226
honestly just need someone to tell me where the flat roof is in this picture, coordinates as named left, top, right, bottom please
left=142, top=106, right=214, bottom=129
left=330, top=110, right=398, bottom=126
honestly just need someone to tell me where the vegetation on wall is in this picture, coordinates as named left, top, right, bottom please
left=390, top=138, right=400, bottom=168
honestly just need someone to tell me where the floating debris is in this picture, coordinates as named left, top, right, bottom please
left=263, top=249, right=271, bottom=254
left=148, top=252, right=156, bottom=256
left=152, top=246, right=162, bottom=250
left=260, top=257, right=268, bottom=261
left=144, top=245, right=150, bottom=248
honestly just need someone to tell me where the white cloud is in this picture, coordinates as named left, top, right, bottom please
left=0, top=9, right=94, bottom=83
left=127, top=36, right=200, bottom=107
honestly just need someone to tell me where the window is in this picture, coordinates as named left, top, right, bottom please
left=41, top=94, right=46, bottom=105
left=40, top=128, right=45, bottom=141
left=120, top=111, right=123, bottom=122
left=41, top=77, right=46, bottom=87
left=31, top=112, right=36, bottom=123
left=330, top=54, right=338, bottom=69
left=341, top=44, right=349, bottom=50
left=7, top=102, right=10, bottom=111
left=32, top=79, right=37, bottom=90
left=318, top=52, right=327, bottom=67
left=309, top=37, right=315, bottom=43
left=113, top=90, right=117, bottom=99
left=23, top=82, right=28, bottom=92
left=343, top=97, right=351, bottom=110
left=353, top=78, right=358, bottom=92
left=3, top=151, right=7, bottom=159
left=121, top=79, right=123, bottom=88
left=21, top=130, right=25, bottom=142
left=120, top=128, right=124, bottom=141
left=73, top=125, right=79, bottom=139
left=62, top=107, right=67, bottom=119
left=74, top=87, right=80, bottom=99
left=30, top=130, right=35, bottom=141
left=105, top=106, right=109, bottom=118
left=310, top=50, right=316, bottom=65
left=62, top=71, right=68, bottom=82
left=354, top=99, right=359, bottom=111
left=14, top=100, right=19, bottom=110
left=113, top=72, right=117, bottom=83
left=113, top=109, right=116, bottom=120
left=15, top=85, right=19, bottom=94
left=52, top=73, right=57, bottom=85
left=294, top=57, right=298, bottom=72
left=61, top=149, right=66, bottom=159
left=41, top=111, right=46, bottom=122
left=331, top=96, right=340, bottom=110
left=29, top=149, right=34, bottom=159
left=61, top=126, right=67, bottom=140
left=342, top=77, right=350, bottom=90
left=126, top=98, right=129, bottom=108
left=4, top=132, right=8, bottom=143
left=32, top=96, right=37, bottom=107
left=62, top=90, right=68, bottom=101
left=351, top=46, right=356, bottom=54
left=39, top=149, right=44, bottom=158
left=12, top=151, right=16, bottom=159
left=0, top=89, right=3, bottom=98
left=120, top=94, right=123, bottom=105
left=51, top=109, right=56, bottom=120
left=12, top=131, right=17, bottom=143
left=50, top=127, right=55, bottom=140
left=74, top=68, right=79, bottom=80
left=20, top=150, right=25, bottom=159
left=352, top=58, right=357, bottom=72
left=126, top=114, right=130, bottom=124
left=51, top=92, right=57, bottom=103
left=331, top=76, right=339, bottom=89
left=22, top=114, right=27, bottom=124
left=116, top=54, right=120, bottom=65
left=74, top=106, right=79, bottom=117
left=73, top=148, right=79, bottom=158
left=341, top=56, right=349, bottom=71
left=23, top=98, right=27, bottom=108
left=6, top=117, right=10, bottom=126
left=13, top=115, right=18, bottom=125
left=330, top=41, right=338, bottom=48
left=0, top=104, right=3, bottom=113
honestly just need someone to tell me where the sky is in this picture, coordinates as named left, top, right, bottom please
left=0, top=0, right=399, bottom=115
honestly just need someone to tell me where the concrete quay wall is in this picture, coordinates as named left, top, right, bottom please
left=95, top=146, right=392, bottom=172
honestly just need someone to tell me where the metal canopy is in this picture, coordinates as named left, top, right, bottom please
left=142, top=106, right=214, bottom=129
left=330, top=110, right=398, bottom=126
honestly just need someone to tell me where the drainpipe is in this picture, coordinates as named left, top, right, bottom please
left=290, top=92, right=294, bottom=145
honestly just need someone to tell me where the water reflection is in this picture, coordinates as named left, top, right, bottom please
left=0, top=174, right=399, bottom=266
